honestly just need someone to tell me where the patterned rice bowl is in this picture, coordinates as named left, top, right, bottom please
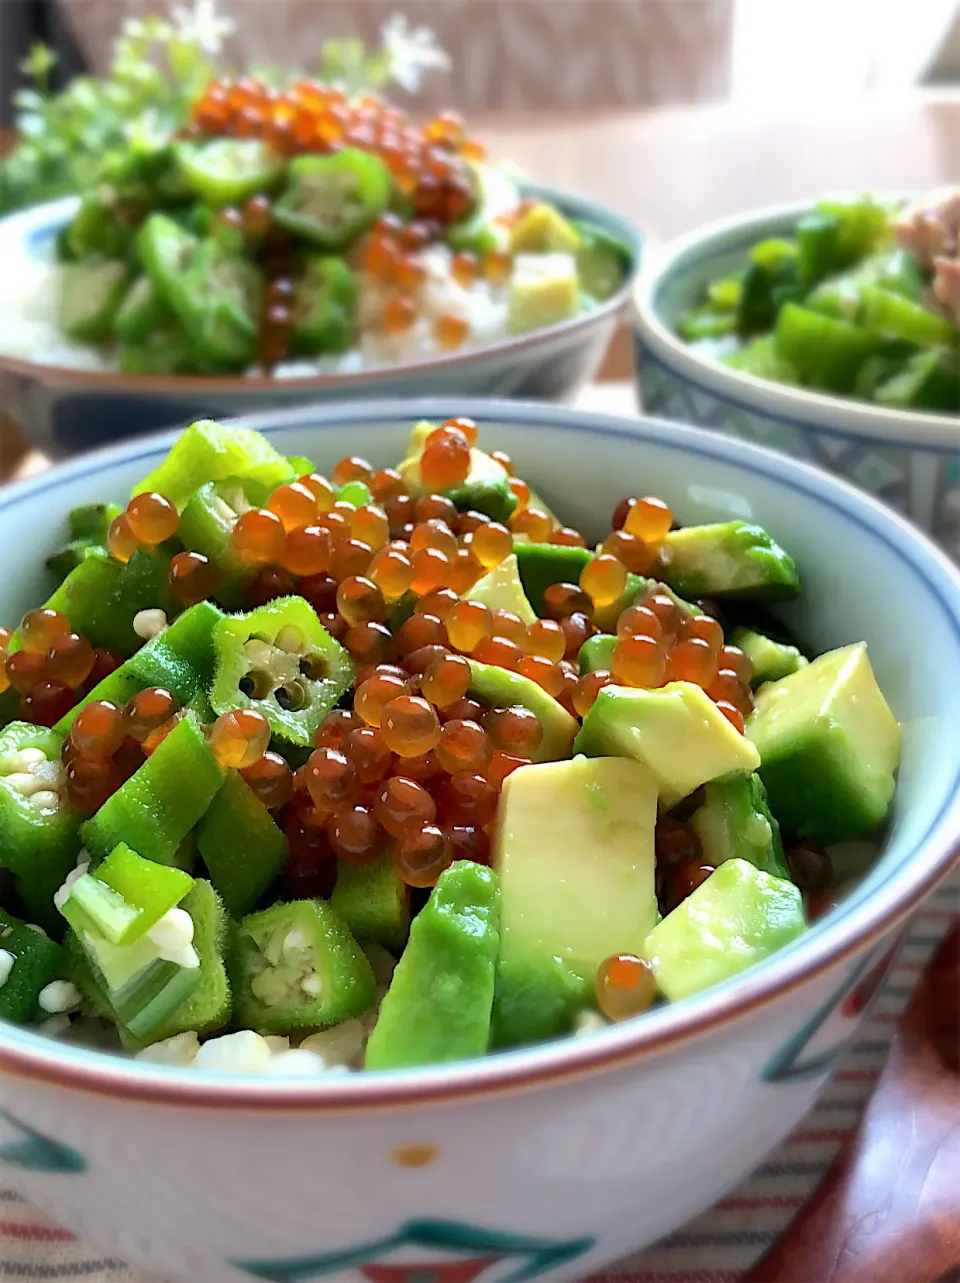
left=0, top=184, right=641, bottom=459
left=630, top=201, right=960, bottom=561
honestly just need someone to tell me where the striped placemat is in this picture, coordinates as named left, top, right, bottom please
left=0, top=872, right=955, bottom=1283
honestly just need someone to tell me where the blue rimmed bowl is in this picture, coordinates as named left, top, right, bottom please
left=0, top=185, right=641, bottom=459
left=630, top=200, right=960, bottom=558
left=0, top=397, right=957, bottom=1283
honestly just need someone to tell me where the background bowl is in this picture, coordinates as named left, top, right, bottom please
left=0, top=398, right=958, bottom=1283
left=630, top=201, right=960, bottom=560
left=0, top=183, right=641, bottom=460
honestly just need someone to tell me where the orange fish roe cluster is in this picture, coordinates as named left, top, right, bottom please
left=281, top=657, right=536, bottom=894
left=2, top=609, right=117, bottom=728
left=189, top=80, right=481, bottom=225
left=59, top=689, right=275, bottom=814
left=61, top=688, right=181, bottom=811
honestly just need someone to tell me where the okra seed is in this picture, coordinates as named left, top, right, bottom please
left=133, top=609, right=168, bottom=641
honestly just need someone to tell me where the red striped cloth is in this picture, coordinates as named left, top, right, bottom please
left=0, top=873, right=955, bottom=1283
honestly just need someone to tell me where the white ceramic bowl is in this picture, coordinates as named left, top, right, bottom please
left=0, top=185, right=641, bottom=459
left=631, top=200, right=960, bottom=559
left=0, top=397, right=958, bottom=1283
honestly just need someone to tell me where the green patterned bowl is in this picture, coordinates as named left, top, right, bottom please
left=630, top=201, right=960, bottom=558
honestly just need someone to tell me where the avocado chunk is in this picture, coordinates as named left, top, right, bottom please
left=642, top=858, right=806, bottom=1002
left=365, top=861, right=499, bottom=1070
left=462, top=552, right=537, bottom=625
left=690, top=773, right=790, bottom=880
left=330, top=855, right=410, bottom=954
left=397, top=421, right=517, bottom=524
left=746, top=642, right=900, bottom=844
left=513, top=542, right=594, bottom=617
left=508, top=254, right=579, bottom=334
left=492, top=757, right=658, bottom=1047
left=578, top=633, right=616, bottom=674
left=508, top=202, right=580, bottom=256
left=730, top=626, right=808, bottom=687
left=575, top=681, right=761, bottom=809
left=659, top=521, right=800, bottom=601
left=467, top=659, right=578, bottom=762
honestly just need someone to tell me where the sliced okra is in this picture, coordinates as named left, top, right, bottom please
left=0, top=723, right=82, bottom=934
left=132, top=418, right=294, bottom=512
left=81, top=712, right=224, bottom=866
left=196, top=772, right=288, bottom=919
left=272, top=149, right=391, bottom=250
left=231, top=899, right=376, bottom=1034
left=289, top=256, right=358, bottom=357
left=211, top=596, right=354, bottom=747
left=0, top=907, right=69, bottom=1025
left=58, top=843, right=194, bottom=947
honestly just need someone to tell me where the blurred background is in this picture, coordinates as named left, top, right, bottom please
left=2, top=0, right=960, bottom=127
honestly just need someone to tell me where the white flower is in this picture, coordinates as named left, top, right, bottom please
left=380, top=13, right=451, bottom=93
left=171, top=0, right=236, bottom=57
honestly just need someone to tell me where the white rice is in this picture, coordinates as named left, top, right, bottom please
left=0, top=241, right=532, bottom=377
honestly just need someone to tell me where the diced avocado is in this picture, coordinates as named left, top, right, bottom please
left=572, top=219, right=631, bottom=302
left=467, top=659, right=578, bottom=762
left=575, top=682, right=761, bottom=810
left=659, top=521, right=800, bottom=601
left=690, top=773, right=790, bottom=880
left=492, top=757, right=658, bottom=1047
left=463, top=553, right=537, bottom=625
left=330, top=855, right=410, bottom=954
left=642, top=859, right=806, bottom=1002
left=730, top=626, right=807, bottom=687
left=507, top=254, right=579, bottom=334
left=513, top=542, right=594, bottom=617
left=508, top=203, right=580, bottom=256
left=59, top=258, right=131, bottom=342
left=365, top=862, right=499, bottom=1069
left=578, top=633, right=616, bottom=674
left=746, top=642, right=900, bottom=844
left=397, top=421, right=517, bottom=524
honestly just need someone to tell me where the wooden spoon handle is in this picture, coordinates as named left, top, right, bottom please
left=745, top=924, right=960, bottom=1283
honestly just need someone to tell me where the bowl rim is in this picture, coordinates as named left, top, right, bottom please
left=630, top=195, right=960, bottom=445
left=1, top=395, right=959, bottom=1113
left=0, top=181, right=641, bottom=393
